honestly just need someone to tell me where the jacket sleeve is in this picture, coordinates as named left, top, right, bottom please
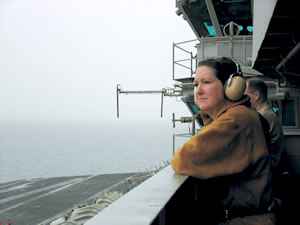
left=171, top=111, right=255, bottom=179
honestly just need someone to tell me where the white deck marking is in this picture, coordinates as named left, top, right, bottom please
left=36, top=176, right=134, bottom=225
left=0, top=175, right=95, bottom=214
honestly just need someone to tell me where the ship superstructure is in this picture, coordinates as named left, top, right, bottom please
left=87, top=0, right=300, bottom=225
left=117, top=0, right=300, bottom=155
left=2, top=1, right=299, bottom=225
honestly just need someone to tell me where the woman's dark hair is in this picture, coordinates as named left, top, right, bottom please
left=197, top=57, right=239, bottom=85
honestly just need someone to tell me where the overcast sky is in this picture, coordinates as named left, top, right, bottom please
left=0, top=0, right=196, bottom=121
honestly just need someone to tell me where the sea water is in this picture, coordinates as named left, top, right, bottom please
left=0, top=120, right=190, bottom=183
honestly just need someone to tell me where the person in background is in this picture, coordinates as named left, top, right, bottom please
left=245, top=77, right=285, bottom=173
left=171, top=57, right=276, bottom=225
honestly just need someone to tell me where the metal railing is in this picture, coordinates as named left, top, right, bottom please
left=84, top=166, right=189, bottom=225
left=172, top=36, right=252, bottom=81
left=172, top=39, right=199, bottom=80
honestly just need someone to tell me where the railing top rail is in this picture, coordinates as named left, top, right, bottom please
left=173, top=35, right=252, bottom=46
left=172, top=35, right=253, bottom=80
left=85, top=166, right=188, bottom=225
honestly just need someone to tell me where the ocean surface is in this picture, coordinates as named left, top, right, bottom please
left=0, top=120, right=190, bottom=183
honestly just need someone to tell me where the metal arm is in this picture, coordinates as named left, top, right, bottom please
left=116, top=84, right=181, bottom=118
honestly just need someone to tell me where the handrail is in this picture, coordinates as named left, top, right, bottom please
left=84, top=166, right=188, bottom=225
left=172, top=133, right=192, bottom=155
left=172, top=36, right=252, bottom=81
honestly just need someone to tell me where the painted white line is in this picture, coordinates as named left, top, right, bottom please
left=0, top=178, right=83, bottom=204
left=0, top=180, right=39, bottom=194
left=36, top=175, right=133, bottom=225
left=0, top=179, right=39, bottom=190
left=0, top=175, right=96, bottom=214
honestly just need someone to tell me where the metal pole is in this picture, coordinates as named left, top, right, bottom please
left=172, top=134, right=175, bottom=156
left=192, top=116, right=195, bottom=135
left=175, top=38, right=199, bottom=45
left=244, top=36, right=246, bottom=66
left=190, top=51, right=193, bottom=77
left=172, top=42, right=175, bottom=80
left=119, top=90, right=163, bottom=94
left=116, top=85, right=120, bottom=118
left=230, top=37, right=233, bottom=58
left=202, top=37, right=204, bottom=60
left=275, top=42, right=300, bottom=71
left=161, top=91, right=164, bottom=118
left=274, top=42, right=300, bottom=85
left=205, top=0, right=223, bottom=36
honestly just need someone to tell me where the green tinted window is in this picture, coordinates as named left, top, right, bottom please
left=282, top=100, right=296, bottom=126
left=190, top=104, right=200, bottom=115
left=212, top=0, right=252, bottom=35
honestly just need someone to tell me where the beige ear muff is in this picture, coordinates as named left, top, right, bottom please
left=224, top=76, right=246, bottom=101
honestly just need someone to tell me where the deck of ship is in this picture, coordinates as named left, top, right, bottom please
left=0, top=173, right=137, bottom=225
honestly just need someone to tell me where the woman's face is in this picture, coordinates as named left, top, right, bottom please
left=194, top=65, right=228, bottom=119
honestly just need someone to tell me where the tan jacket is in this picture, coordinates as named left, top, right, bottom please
left=257, top=102, right=284, bottom=170
left=171, top=96, right=275, bottom=224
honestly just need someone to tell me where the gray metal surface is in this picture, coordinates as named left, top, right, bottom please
left=0, top=173, right=135, bottom=225
left=85, top=166, right=188, bottom=225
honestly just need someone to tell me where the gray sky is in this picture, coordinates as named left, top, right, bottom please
left=0, top=0, right=196, bottom=121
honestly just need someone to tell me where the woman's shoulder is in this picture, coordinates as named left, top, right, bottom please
left=217, top=96, right=253, bottom=119
left=223, top=104, right=258, bottom=124
left=228, top=104, right=256, bottom=116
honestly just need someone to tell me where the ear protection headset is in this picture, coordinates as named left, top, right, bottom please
left=223, top=61, right=246, bottom=101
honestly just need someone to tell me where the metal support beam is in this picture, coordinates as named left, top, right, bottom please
left=205, top=0, right=223, bottom=36
left=275, top=42, right=300, bottom=72
left=275, top=42, right=300, bottom=85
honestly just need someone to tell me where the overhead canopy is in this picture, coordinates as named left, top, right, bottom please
left=176, top=0, right=300, bottom=87
left=176, top=0, right=252, bottom=38
left=252, top=0, right=300, bottom=87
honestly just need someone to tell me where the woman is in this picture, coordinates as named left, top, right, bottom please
left=171, top=57, right=275, bottom=225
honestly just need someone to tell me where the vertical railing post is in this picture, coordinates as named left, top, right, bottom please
left=161, top=90, right=165, bottom=118
left=192, top=116, right=196, bottom=135
left=173, top=134, right=175, bottom=156
left=190, top=51, right=193, bottom=77
left=172, top=42, right=175, bottom=80
left=116, top=84, right=120, bottom=118
left=201, top=37, right=204, bottom=61
left=244, top=36, right=246, bottom=65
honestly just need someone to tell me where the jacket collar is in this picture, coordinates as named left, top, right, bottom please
left=200, top=95, right=251, bottom=126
